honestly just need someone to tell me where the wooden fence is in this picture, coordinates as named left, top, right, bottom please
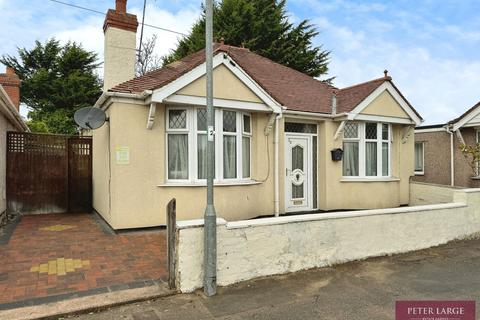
left=6, top=132, right=92, bottom=214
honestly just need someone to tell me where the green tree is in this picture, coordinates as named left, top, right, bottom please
left=1, top=39, right=102, bottom=134
left=163, top=0, right=331, bottom=79
left=460, top=143, right=480, bottom=176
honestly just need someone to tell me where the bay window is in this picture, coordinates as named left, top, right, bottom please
left=342, top=122, right=391, bottom=178
left=166, top=106, right=252, bottom=182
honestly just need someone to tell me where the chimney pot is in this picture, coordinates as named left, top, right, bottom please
left=116, top=0, right=127, bottom=13
left=6, top=66, right=15, bottom=75
left=384, top=69, right=388, bottom=77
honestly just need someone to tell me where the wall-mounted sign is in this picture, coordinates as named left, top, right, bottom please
left=208, top=126, right=215, bottom=142
left=116, top=146, right=130, bottom=165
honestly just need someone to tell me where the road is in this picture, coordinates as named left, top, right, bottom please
left=67, top=237, right=480, bottom=320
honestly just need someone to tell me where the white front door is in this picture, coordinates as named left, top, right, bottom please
left=285, top=135, right=312, bottom=212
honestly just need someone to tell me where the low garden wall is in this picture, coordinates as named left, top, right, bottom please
left=175, top=189, right=480, bottom=293
left=409, top=181, right=462, bottom=205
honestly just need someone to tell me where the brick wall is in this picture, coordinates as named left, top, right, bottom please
left=413, top=130, right=451, bottom=185
left=0, top=67, right=20, bottom=111
left=413, top=128, right=480, bottom=188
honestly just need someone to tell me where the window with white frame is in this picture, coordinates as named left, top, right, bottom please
left=166, top=106, right=251, bottom=182
left=342, top=122, right=391, bottom=178
left=414, top=142, right=424, bottom=174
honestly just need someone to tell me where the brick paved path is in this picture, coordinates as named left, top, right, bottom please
left=0, top=213, right=167, bottom=309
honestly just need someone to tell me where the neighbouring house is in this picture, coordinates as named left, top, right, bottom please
left=413, top=101, right=480, bottom=188
left=92, top=0, right=423, bottom=229
left=0, top=67, right=28, bottom=216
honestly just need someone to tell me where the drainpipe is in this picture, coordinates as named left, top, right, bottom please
left=274, top=113, right=282, bottom=217
left=447, top=126, right=455, bottom=186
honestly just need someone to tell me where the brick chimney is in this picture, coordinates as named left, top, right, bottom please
left=0, top=67, right=21, bottom=111
left=103, top=0, right=138, bottom=91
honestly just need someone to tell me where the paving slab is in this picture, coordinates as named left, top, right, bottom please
left=0, top=213, right=167, bottom=310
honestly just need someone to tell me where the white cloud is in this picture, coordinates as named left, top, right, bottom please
left=291, top=0, right=386, bottom=13
left=313, top=15, right=480, bottom=125
left=131, top=4, right=200, bottom=58
left=55, top=16, right=105, bottom=56
left=51, top=3, right=200, bottom=78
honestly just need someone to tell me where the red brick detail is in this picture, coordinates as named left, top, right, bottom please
left=115, top=0, right=127, bottom=13
left=0, top=213, right=167, bottom=305
left=0, top=67, right=21, bottom=111
left=103, top=0, right=138, bottom=34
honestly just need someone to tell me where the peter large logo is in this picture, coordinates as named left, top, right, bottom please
left=396, top=301, right=475, bottom=320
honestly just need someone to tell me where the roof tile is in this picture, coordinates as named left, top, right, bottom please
left=109, top=44, right=421, bottom=119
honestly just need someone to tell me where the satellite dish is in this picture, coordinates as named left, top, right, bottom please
left=74, top=107, right=107, bottom=130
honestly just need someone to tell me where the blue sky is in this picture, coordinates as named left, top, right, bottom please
left=1, top=0, right=479, bottom=124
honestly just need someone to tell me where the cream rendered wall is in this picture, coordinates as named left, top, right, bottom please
left=360, top=90, right=410, bottom=119
left=92, top=109, right=112, bottom=224
left=409, top=181, right=460, bottom=205
left=103, top=27, right=136, bottom=91
left=0, top=113, right=16, bottom=214
left=318, top=120, right=413, bottom=210
left=177, top=65, right=262, bottom=103
left=102, top=102, right=275, bottom=229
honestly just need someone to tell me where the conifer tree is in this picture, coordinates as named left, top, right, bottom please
left=1, top=39, right=102, bottom=134
left=164, top=0, right=330, bottom=78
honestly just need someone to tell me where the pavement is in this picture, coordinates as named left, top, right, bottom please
left=67, top=237, right=480, bottom=320
left=0, top=213, right=168, bottom=311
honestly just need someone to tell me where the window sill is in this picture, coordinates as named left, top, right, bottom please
left=157, top=180, right=263, bottom=187
left=414, top=172, right=424, bottom=176
left=340, top=177, right=400, bottom=183
left=470, top=176, right=480, bottom=180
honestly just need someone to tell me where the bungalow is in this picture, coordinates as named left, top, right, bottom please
left=413, top=101, right=480, bottom=188
left=93, top=0, right=423, bottom=229
left=0, top=67, right=28, bottom=217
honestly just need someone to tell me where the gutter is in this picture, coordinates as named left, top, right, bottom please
left=94, top=90, right=152, bottom=109
left=282, top=109, right=348, bottom=119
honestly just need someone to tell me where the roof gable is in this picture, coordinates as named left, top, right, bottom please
left=344, top=81, right=423, bottom=125
left=336, top=78, right=387, bottom=114
left=110, top=44, right=335, bottom=114
left=450, top=101, right=480, bottom=131
left=176, top=64, right=262, bottom=103
left=360, top=90, right=410, bottom=119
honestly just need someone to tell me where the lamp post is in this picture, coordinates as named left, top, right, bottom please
left=203, top=0, right=217, bottom=297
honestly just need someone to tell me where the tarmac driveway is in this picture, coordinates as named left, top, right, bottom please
left=72, top=237, right=480, bottom=320
left=0, top=213, right=167, bottom=310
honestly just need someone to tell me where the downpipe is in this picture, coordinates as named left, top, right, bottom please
left=274, top=113, right=282, bottom=217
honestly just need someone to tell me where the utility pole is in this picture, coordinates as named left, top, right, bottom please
left=138, top=0, right=147, bottom=57
left=203, top=0, right=217, bottom=297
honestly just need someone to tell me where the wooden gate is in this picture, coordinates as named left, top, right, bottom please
left=6, top=132, right=92, bottom=214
